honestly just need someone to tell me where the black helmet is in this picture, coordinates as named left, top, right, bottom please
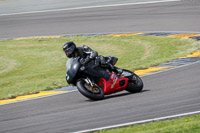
left=63, top=41, right=76, bottom=58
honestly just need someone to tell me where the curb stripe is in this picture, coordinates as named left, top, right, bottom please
left=168, top=33, right=200, bottom=38
left=135, top=66, right=175, bottom=76
left=14, top=36, right=62, bottom=40
left=0, top=91, right=67, bottom=105
left=106, top=33, right=143, bottom=36
left=180, top=50, right=200, bottom=58
left=4, top=32, right=200, bottom=41
left=106, top=33, right=200, bottom=39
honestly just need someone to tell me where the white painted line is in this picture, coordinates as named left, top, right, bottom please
left=75, top=110, right=200, bottom=133
left=0, top=0, right=181, bottom=16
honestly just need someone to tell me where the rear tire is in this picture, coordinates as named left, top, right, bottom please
left=123, top=70, right=143, bottom=93
left=76, top=79, right=104, bottom=101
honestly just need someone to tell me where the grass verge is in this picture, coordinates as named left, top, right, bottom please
left=0, top=35, right=199, bottom=100
left=98, top=113, right=200, bottom=133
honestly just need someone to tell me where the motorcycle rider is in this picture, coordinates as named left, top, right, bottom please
left=63, top=41, right=123, bottom=74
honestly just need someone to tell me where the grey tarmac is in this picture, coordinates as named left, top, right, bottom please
left=0, top=0, right=200, bottom=39
left=0, top=61, right=200, bottom=133
left=0, top=0, right=200, bottom=132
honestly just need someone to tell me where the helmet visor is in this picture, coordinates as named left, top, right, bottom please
left=65, top=49, right=73, bottom=56
left=64, top=46, right=75, bottom=57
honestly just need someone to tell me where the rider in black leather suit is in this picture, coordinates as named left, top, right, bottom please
left=63, top=41, right=123, bottom=74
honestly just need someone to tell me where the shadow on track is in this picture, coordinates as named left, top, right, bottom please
left=85, top=90, right=150, bottom=102
left=105, top=90, right=150, bottom=99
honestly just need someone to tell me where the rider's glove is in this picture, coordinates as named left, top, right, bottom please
left=80, top=57, right=90, bottom=65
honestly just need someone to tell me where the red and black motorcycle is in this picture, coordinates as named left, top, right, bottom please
left=66, top=57, right=143, bottom=100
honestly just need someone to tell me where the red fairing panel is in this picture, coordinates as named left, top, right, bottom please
left=98, top=73, right=129, bottom=95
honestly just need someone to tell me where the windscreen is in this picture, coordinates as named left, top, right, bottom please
left=66, top=58, right=73, bottom=71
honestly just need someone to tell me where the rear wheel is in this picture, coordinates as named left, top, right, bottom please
left=76, top=79, right=104, bottom=100
left=123, top=70, right=143, bottom=93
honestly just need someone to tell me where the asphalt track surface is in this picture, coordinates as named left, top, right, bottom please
left=1, top=0, right=200, bottom=133
left=0, top=0, right=177, bottom=15
left=0, top=0, right=200, bottom=39
left=0, top=61, right=200, bottom=133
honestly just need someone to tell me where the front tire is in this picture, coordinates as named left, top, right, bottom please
left=123, top=70, right=143, bottom=93
left=76, top=79, right=104, bottom=101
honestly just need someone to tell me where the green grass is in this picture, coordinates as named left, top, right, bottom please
left=0, top=35, right=199, bottom=100
left=99, top=113, right=200, bottom=133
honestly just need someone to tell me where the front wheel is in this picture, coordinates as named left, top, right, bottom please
left=123, top=70, right=143, bottom=93
left=76, top=79, right=104, bottom=101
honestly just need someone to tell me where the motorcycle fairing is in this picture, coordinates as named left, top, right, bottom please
left=98, top=73, right=128, bottom=95
left=66, top=57, right=81, bottom=84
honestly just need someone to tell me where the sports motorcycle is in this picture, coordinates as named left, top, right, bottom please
left=66, top=57, right=143, bottom=100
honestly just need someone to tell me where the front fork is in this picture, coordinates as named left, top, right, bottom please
left=84, top=77, right=94, bottom=87
left=83, top=77, right=102, bottom=94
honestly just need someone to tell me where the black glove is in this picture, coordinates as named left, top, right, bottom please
left=80, top=57, right=90, bottom=65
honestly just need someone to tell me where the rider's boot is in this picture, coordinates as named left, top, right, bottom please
left=98, top=56, right=123, bottom=75
left=107, top=64, right=123, bottom=75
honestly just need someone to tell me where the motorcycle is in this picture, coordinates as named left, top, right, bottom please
left=65, top=57, right=143, bottom=100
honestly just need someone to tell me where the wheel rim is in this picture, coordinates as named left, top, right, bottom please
left=84, top=83, right=101, bottom=94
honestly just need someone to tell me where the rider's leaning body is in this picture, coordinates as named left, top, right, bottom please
left=62, top=41, right=122, bottom=74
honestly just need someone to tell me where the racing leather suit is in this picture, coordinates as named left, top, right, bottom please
left=76, top=45, right=98, bottom=64
left=76, top=45, right=122, bottom=74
